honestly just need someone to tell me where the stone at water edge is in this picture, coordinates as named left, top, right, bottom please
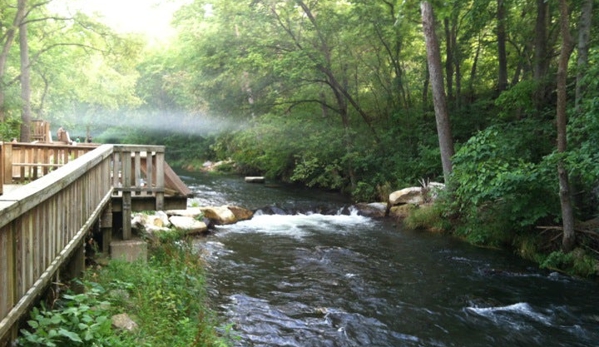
left=388, top=187, right=424, bottom=206
left=169, top=216, right=208, bottom=234
left=227, top=205, right=254, bottom=221
left=201, top=206, right=238, bottom=225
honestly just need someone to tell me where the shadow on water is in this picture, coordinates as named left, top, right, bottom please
left=179, top=171, right=599, bottom=347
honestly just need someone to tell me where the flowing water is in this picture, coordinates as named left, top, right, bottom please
left=180, top=171, right=599, bottom=347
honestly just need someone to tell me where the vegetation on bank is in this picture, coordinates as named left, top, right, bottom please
left=17, top=235, right=232, bottom=347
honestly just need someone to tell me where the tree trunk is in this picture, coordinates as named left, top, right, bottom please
left=556, top=0, right=575, bottom=252
left=575, top=0, right=593, bottom=110
left=422, top=63, right=429, bottom=113
left=452, top=25, right=461, bottom=108
left=421, top=1, right=455, bottom=184
left=443, top=17, right=453, bottom=102
left=497, top=0, right=508, bottom=92
left=19, top=0, right=31, bottom=142
left=533, top=0, right=549, bottom=109
left=0, top=3, right=26, bottom=122
left=468, top=36, right=481, bottom=103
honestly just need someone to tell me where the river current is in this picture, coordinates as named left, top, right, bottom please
left=180, top=171, right=599, bottom=347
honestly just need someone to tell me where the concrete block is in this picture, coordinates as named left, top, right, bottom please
left=110, top=239, right=147, bottom=263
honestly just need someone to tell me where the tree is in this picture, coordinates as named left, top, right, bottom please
left=421, top=1, right=454, bottom=184
left=496, top=0, right=508, bottom=92
left=556, top=0, right=575, bottom=252
left=575, top=0, right=593, bottom=109
left=19, top=0, right=31, bottom=142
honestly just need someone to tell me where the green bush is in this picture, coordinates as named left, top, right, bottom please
left=449, top=120, right=558, bottom=246
left=0, top=115, right=21, bottom=141
left=540, top=250, right=598, bottom=277
left=19, top=283, right=120, bottom=347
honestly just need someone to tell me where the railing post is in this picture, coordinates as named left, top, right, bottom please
left=100, top=205, right=112, bottom=254
left=2, top=143, right=11, bottom=184
left=121, top=149, right=132, bottom=240
left=155, top=151, right=165, bottom=211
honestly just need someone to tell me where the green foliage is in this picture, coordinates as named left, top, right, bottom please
left=404, top=203, right=450, bottom=232
left=450, top=120, right=559, bottom=246
left=20, top=237, right=232, bottom=346
left=18, top=283, right=120, bottom=347
left=495, top=80, right=538, bottom=121
left=0, top=115, right=20, bottom=141
left=83, top=237, right=233, bottom=347
left=540, top=250, right=598, bottom=277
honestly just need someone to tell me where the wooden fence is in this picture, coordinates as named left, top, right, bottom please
left=0, top=144, right=166, bottom=344
left=2, top=142, right=97, bottom=184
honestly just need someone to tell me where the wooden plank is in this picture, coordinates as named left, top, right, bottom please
left=164, top=161, right=193, bottom=197
left=11, top=163, right=62, bottom=167
left=113, top=145, right=164, bottom=153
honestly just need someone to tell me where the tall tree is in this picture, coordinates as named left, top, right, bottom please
left=575, top=0, right=593, bottom=109
left=556, top=0, right=575, bottom=251
left=421, top=1, right=454, bottom=184
left=496, top=0, right=508, bottom=92
left=18, top=0, right=31, bottom=142
left=533, top=0, right=550, bottom=108
left=0, top=3, right=24, bottom=122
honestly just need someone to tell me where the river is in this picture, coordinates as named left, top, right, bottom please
left=179, top=171, right=599, bottom=347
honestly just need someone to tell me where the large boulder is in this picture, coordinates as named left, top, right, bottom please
left=389, top=187, right=424, bottom=206
left=227, top=205, right=254, bottom=221
left=201, top=206, right=237, bottom=225
left=169, top=216, right=208, bottom=235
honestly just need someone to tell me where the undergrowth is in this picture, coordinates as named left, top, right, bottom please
left=18, top=237, right=234, bottom=347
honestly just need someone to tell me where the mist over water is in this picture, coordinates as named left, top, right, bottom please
left=61, top=109, right=243, bottom=140
left=180, top=172, right=599, bottom=347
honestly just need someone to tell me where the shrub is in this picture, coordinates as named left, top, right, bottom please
left=449, top=120, right=558, bottom=246
left=18, top=283, right=121, bottom=347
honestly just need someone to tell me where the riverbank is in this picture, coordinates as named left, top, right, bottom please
left=17, top=234, right=232, bottom=346
left=400, top=201, right=599, bottom=279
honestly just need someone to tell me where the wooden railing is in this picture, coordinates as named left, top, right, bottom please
left=0, top=144, right=166, bottom=344
left=110, top=145, right=165, bottom=239
left=0, top=145, right=113, bottom=343
left=2, top=142, right=97, bottom=184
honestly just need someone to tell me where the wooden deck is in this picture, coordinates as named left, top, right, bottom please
left=0, top=143, right=192, bottom=345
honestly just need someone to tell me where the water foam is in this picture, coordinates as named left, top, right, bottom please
left=466, top=302, right=552, bottom=326
left=217, top=212, right=373, bottom=238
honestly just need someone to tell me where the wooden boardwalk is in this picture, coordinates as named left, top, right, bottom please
left=0, top=143, right=191, bottom=345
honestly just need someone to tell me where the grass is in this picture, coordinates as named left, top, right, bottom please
left=18, top=237, right=234, bottom=347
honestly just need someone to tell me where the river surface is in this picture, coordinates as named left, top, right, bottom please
left=179, top=171, right=599, bottom=347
